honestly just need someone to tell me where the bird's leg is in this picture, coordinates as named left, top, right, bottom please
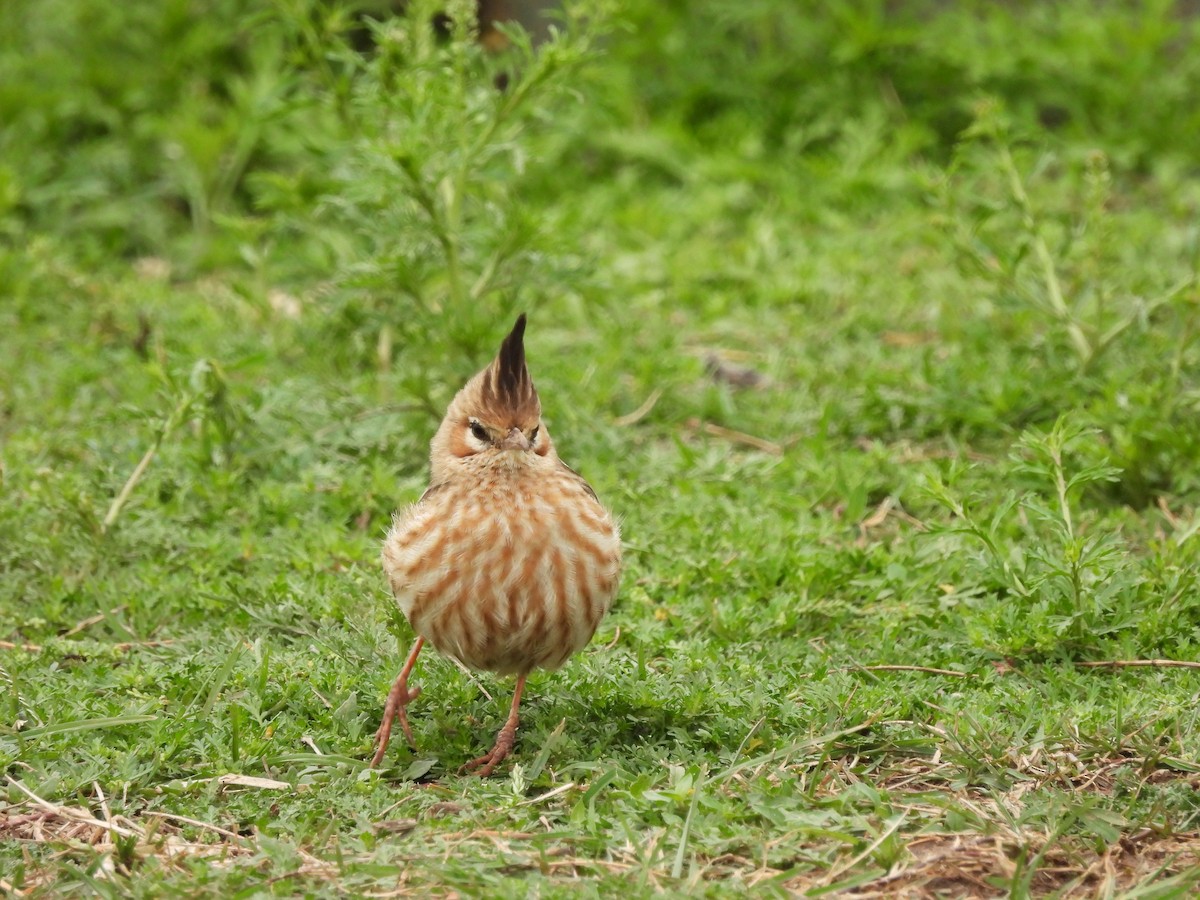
left=370, top=636, right=425, bottom=768
left=462, top=672, right=528, bottom=777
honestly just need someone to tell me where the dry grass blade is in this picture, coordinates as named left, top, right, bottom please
left=854, top=665, right=974, bottom=677
left=514, top=781, right=575, bottom=807
left=139, top=810, right=248, bottom=842
left=62, top=605, right=127, bottom=638
left=613, top=387, right=663, bottom=426
left=449, top=656, right=493, bottom=701
left=860, top=496, right=895, bottom=530
left=1076, top=659, right=1200, bottom=670
left=215, top=774, right=291, bottom=791
left=0, top=640, right=42, bottom=652
left=6, top=777, right=141, bottom=839
left=794, top=665, right=974, bottom=683
left=686, top=418, right=783, bottom=455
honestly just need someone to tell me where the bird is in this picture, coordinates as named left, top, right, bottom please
left=371, top=314, right=622, bottom=776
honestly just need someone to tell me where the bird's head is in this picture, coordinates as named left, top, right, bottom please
left=430, top=314, right=553, bottom=480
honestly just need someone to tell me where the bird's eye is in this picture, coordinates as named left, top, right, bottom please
left=530, top=425, right=539, bottom=442
left=469, top=420, right=489, bottom=443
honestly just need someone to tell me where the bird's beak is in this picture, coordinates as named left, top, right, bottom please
left=500, top=427, right=531, bottom=451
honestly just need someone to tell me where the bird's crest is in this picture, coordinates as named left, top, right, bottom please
left=479, top=314, right=540, bottom=421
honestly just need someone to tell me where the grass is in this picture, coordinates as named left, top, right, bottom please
left=3, top=0, right=1200, bottom=895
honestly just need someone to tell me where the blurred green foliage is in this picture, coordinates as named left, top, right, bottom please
left=5, top=0, right=1200, bottom=258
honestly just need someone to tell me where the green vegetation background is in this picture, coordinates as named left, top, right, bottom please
left=2, top=0, right=1200, bottom=894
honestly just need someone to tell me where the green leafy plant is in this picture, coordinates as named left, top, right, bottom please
left=289, top=0, right=610, bottom=406
left=0, top=0, right=308, bottom=263
left=937, top=99, right=1194, bottom=376
left=929, top=99, right=1200, bottom=499
left=925, top=417, right=1143, bottom=657
left=102, top=359, right=241, bottom=533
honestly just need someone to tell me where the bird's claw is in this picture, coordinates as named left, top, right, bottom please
left=460, top=727, right=516, bottom=778
left=370, top=681, right=423, bottom=768
left=397, top=683, right=421, bottom=749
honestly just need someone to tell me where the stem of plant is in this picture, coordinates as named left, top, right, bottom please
left=997, top=142, right=1093, bottom=363
left=1048, top=440, right=1087, bottom=627
left=101, top=394, right=195, bottom=534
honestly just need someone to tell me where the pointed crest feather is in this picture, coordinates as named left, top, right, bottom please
left=479, top=313, right=539, bottom=420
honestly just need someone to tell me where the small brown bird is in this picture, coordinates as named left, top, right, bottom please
left=372, top=314, right=622, bottom=776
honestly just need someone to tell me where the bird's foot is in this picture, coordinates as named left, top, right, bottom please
left=461, top=723, right=517, bottom=778
left=370, top=680, right=422, bottom=768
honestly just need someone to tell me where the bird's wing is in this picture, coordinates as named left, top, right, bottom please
left=558, top=460, right=599, bottom=501
left=417, top=482, right=449, bottom=504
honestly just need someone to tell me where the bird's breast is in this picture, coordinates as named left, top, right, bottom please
left=380, top=473, right=621, bottom=674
